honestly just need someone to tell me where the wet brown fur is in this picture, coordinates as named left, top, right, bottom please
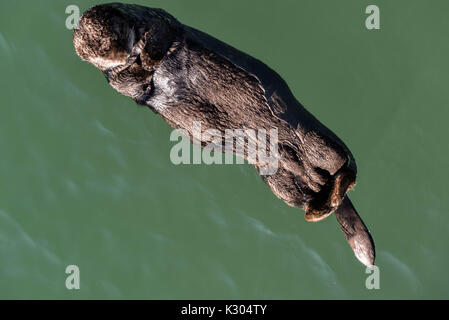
left=73, top=3, right=376, bottom=267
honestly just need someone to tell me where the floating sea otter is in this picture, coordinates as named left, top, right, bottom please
left=73, top=3, right=375, bottom=267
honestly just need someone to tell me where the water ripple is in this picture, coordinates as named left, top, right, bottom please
left=0, top=208, right=62, bottom=266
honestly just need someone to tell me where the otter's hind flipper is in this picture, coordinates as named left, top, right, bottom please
left=335, top=196, right=375, bottom=267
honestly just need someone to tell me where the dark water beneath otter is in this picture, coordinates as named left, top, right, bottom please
left=1, top=0, right=448, bottom=299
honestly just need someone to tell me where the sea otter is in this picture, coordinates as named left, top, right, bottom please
left=73, top=3, right=375, bottom=267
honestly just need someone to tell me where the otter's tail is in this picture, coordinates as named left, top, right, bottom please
left=335, top=196, right=375, bottom=267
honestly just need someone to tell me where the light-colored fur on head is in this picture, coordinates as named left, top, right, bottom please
left=73, top=6, right=136, bottom=71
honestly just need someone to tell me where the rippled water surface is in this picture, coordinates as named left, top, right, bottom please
left=1, top=0, right=448, bottom=299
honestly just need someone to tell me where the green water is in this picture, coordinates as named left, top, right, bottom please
left=1, top=0, right=448, bottom=299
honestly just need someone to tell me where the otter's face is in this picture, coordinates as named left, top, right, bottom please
left=73, top=5, right=138, bottom=71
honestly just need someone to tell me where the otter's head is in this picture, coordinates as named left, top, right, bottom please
left=73, top=4, right=142, bottom=71
left=73, top=4, right=180, bottom=101
left=73, top=3, right=178, bottom=73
